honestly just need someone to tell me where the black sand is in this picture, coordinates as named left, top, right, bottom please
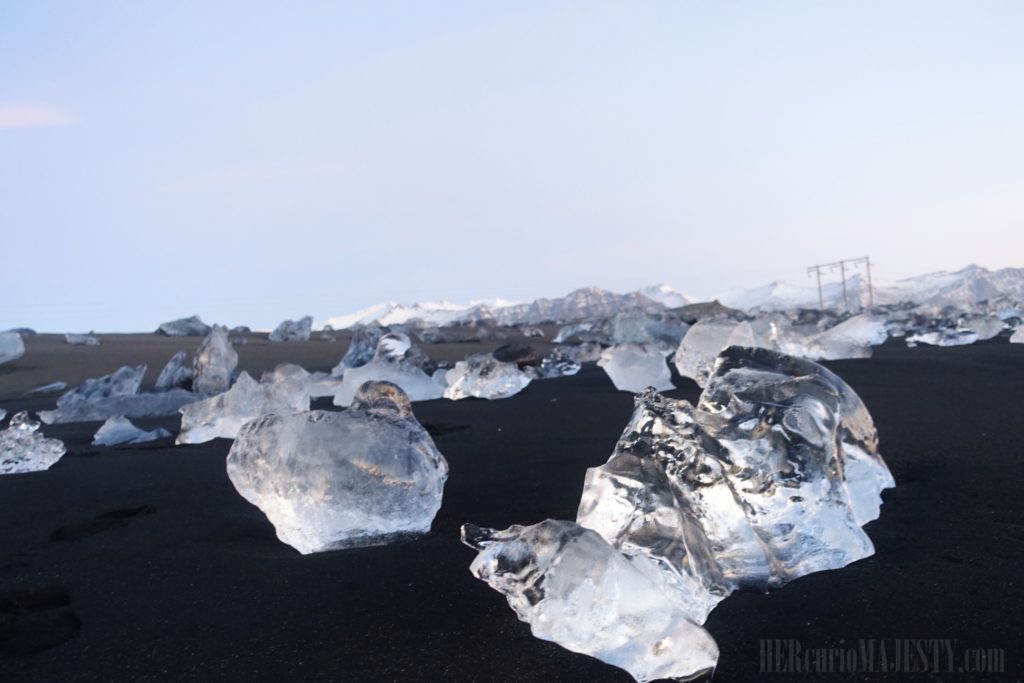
left=1, top=334, right=1022, bottom=681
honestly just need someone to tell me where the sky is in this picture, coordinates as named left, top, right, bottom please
left=2, top=1, right=1022, bottom=331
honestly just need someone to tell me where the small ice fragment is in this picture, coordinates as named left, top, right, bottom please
left=65, top=333, right=100, bottom=346
left=92, top=416, right=171, bottom=446
left=443, top=354, right=533, bottom=400
left=157, top=315, right=211, bottom=337
left=227, top=381, right=448, bottom=554
left=0, top=331, right=25, bottom=366
left=27, top=381, right=68, bottom=395
left=1, top=412, right=66, bottom=474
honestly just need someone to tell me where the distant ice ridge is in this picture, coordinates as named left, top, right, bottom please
left=227, top=381, right=448, bottom=554
left=92, top=416, right=171, bottom=446
left=462, top=520, right=718, bottom=683
left=332, top=333, right=443, bottom=407
left=177, top=372, right=309, bottom=444
left=0, top=331, right=25, bottom=366
left=1, top=412, right=66, bottom=474
left=464, top=346, right=892, bottom=680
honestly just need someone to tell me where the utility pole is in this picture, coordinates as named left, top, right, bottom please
left=806, top=256, right=874, bottom=310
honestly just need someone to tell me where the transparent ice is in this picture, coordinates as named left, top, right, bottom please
left=0, top=331, right=25, bottom=366
left=598, top=344, right=673, bottom=393
left=672, top=319, right=745, bottom=387
left=578, top=346, right=894, bottom=616
left=462, top=520, right=719, bottom=683
left=1, top=412, right=67, bottom=475
left=39, top=390, right=202, bottom=424
left=332, top=323, right=385, bottom=375
left=333, top=333, right=443, bottom=407
left=177, top=372, right=310, bottom=444
left=443, top=354, right=533, bottom=400
left=261, top=363, right=344, bottom=398
left=155, top=351, right=193, bottom=391
left=92, top=416, right=171, bottom=446
left=227, top=381, right=448, bottom=554
left=1011, top=327, right=1024, bottom=344
left=192, top=326, right=238, bottom=395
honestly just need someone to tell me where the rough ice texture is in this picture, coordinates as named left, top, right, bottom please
left=155, top=351, right=193, bottom=391
left=227, top=381, right=448, bottom=554
left=530, top=348, right=582, bottom=380
left=598, top=344, right=673, bottom=393
left=54, top=365, right=146, bottom=407
left=177, top=372, right=309, bottom=445
left=1, top=412, right=67, bottom=474
left=192, top=326, right=238, bottom=395
left=157, top=315, right=211, bottom=337
left=462, top=520, right=719, bottom=683
left=65, top=333, right=100, bottom=346
left=269, top=316, right=313, bottom=342
left=333, top=334, right=443, bottom=407
left=332, top=324, right=385, bottom=375
left=92, top=416, right=171, bottom=446
left=39, top=390, right=201, bottom=424
left=443, top=354, right=533, bottom=400
left=0, top=331, right=25, bottom=366
left=260, top=363, right=344, bottom=398
left=578, top=346, right=894, bottom=623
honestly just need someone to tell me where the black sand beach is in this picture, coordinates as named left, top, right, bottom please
left=1, top=334, right=1022, bottom=681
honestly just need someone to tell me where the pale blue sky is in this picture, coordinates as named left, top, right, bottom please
left=2, top=1, right=1022, bottom=331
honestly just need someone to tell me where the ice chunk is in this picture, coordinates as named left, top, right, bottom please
left=177, top=372, right=309, bottom=444
left=1, top=412, right=66, bottom=474
left=155, top=351, right=193, bottom=391
left=905, top=329, right=977, bottom=347
left=803, top=315, right=888, bottom=359
left=443, top=354, right=533, bottom=400
left=530, top=348, right=583, bottom=379
left=269, top=316, right=313, bottom=342
left=65, top=333, right=100, bottom=346
left=578, top=346, right=894, bottom=610
left=962, top=315, right=1004, bottom=341
left=553, top=322, right=594, bottom=343
left=1011, top=327, right=1024, bottom=343
left=39, top=389, right=202, bottom=424
left=521, top=326, right=545, bottom=338
left=157, top=315, right=211, bottom=337
left=672, top=319, right=743, bottom=387
left=56, top=365, right=146, bottom=408
left=227, top=381, right=448, bottom=554
left=0, top=408, right=5, bottom=422
left=600, top=309, right=688, bottom=351
left=193, top=326, right=238, bottom=395
left=333, top=334, right=443, bottom=407
left=0, top=331, right=25, bottom=366
left=598, top=344, right=673, bottom=393
left=332, top=324, right=385, bottom=375
left=558, top=341, right=604, bottom=364
left=260, top=363, right=344, bottom=398
left=92, top=416, right=171, bottom=446
left=462, top=520, right=719, bottom=683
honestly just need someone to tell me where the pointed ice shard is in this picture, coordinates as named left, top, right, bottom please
left=269, top=316, right=313, bottom=342
left=155, top=351, right=193, bottom=391
left=56, top=365, right=146, bottom=408
left=1011, top=326, right=1024, bottom=343
left=157, top=315, right=211, bottom=337
left=227, top=381, right=448, bottom=554
left=443, top=354, right=533, bottom=400
left=332, top=323, right=386, bottom=375
left=0, top=331, right=25, bottom=366
left=193, top=326, right=238, bottom=395
left=177, top=372, right=309, bottom=444
left=598, top=344, right=673, bottom=393
left=1, top=412, right=66, bottom=474
left=333, top=333, right=443, bottom=407
left=65, top=333, right=100, bottom=346
left=92, top=416, right=171, bottom=446
left=578, top=346, right=894, bottom=609
left=462, top=520, right=719, bottom=683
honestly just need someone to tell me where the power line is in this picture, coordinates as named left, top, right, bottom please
left=806, top=257, right=873, bottom=309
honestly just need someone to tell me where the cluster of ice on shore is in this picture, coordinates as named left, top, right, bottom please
left=177, top=372, right=309, bottom=444
left=333, top=333, right=444, bottom=406
left=1, top=412, right=66, bottom=474
left=463, top=346, right=894, bottom=681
